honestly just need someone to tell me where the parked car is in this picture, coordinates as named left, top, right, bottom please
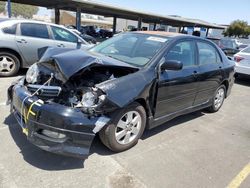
left=238, top=44, right=249, bottom=51
left=80, top=25, right=99, bottom=37
left=234, top=46, right=250, bottom=76
left=207, top=37, right=240, bottom=57
left=68, top=28, right=97, bottom=44
left=8, top=32, right=235, bottom=158
left=0, top=19, right=92, bottom=77
left=96, top=28, right=113, bottom=38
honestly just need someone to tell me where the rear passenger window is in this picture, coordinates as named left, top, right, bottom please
left=20, top=23, right=49, bottom=39
left=197, top=42, right=221, bottom=64
left=2, top=24, right=17, bottom=35
left=165, top=41, right=196, bottom=67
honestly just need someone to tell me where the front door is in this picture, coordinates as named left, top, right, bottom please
left=16, top=23, right=54, bottom=65
left=155, top=40, right=199, bottom=118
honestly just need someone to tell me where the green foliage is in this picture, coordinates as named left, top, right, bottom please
left=224, top=20, right=250, bottom=38
left=12, top=3, right=38, bottom=18
left=0, top=2, right=38, bottom=19
left=0, top=2, right=6, bottom=13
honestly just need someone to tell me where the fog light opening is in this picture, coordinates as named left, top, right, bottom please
left=41, top=130, right=66, bottom=139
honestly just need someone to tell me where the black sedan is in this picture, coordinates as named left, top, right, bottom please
left=8, top=31, right=235, bottom=158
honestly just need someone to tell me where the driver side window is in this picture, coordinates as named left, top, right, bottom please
left=165, top=41, right=196, bottom=67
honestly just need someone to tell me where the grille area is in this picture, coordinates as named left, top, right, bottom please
left=27, top=84, right=62, bottom=97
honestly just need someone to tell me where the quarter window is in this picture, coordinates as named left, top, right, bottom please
left=197, top=42, right=221, bottom=64
left=20, top=23, right=49, bottom=39
left=51, top=26, right=78, bottom=43
left=2, top=24, right=17, bottom=35
left=165, top=41, right=196, bottom=67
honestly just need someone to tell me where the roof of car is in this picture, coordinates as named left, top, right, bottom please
left=0, top=19, right=67, bottom=29
left=135, top=31, right=184, bottom=37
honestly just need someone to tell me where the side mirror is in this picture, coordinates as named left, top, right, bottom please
left=161, top=60, right=183, bottom=71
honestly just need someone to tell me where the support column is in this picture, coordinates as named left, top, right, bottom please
left=153, top=22, right=157, bottom=30
left=112, top=16, right=117, bottom=34
left=178, top=26, right=182, bottom=33
left=137, top=17, right=142, bottom=30
left=76, top=7, right=81, bottom=31
left=55, top=8, right=60, bottom=24
left=7, top=0, right=11, bottom=18
left=206, top=28, right=210, bottom=37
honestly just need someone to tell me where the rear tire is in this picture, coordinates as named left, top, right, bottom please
left=99, top=102, right=146, bottom=152
left=207, top=85, right=226, bottom=113
left=0, top=52, right=20, bottom=77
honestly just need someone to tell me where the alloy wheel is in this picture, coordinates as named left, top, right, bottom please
left=0, top=55, right=15, bottom=73
left=115, top=111, right=142, bottom=145
left=214, top=88, right=225, bottom=110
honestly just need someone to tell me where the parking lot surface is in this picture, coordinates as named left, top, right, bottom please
left=0, top=72, right=250, bottom=188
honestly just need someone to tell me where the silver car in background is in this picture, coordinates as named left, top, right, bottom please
left=234, top=46, right=250, bottom=76
left=0, top=19, right=92, bottom=76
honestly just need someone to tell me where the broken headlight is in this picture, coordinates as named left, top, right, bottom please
left=81, top=91, right=98, bottom=107
left=26, top=63, right=39, bottom=84
left=75, top=88, right=106, bottom=109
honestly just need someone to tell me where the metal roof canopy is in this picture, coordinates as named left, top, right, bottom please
left=0, top=0, right=225, bottom=29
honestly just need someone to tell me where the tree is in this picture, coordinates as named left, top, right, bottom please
left=224, top=20, right=250, bottom=38
left=0, top=2, right=38, bottom=19
left=0, top=2, right=6, bottom=13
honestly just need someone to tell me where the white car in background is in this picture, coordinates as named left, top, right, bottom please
left=234, top=46, right=250, bottom=76
left=0, top=19, right=92, bottom=76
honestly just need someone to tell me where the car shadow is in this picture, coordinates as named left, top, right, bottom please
left=17, top=68, right=28, bottom=76
left=4, top=114, right=85, bottom=171
left=4, top=110, right=205, bottom=170
left=91, top=111, right=205, bottom=156
left=141, top=111, right=204, bottom=140
left=235, top=75, right=250, bottom=86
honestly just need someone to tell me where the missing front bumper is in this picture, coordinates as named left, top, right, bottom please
left=9, top=82, right=110, bottom=158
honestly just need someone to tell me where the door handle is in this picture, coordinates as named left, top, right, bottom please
left=57, top=44, right=65, bottom=47
left=192, top=70, right=199, bottom=77
left=16, top=39, right=27, bottom=44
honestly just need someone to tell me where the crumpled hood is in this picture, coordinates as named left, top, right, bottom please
left=38, top=47, right=138, bottom=82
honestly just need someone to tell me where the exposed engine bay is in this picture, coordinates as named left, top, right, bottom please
left=26, top=63, right=137, bottom=114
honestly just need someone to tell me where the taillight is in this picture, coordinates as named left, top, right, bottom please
left=234, top=56, right=244, bottom=63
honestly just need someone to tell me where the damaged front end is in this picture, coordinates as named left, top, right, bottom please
left=8, top=47, right=139, bottom=158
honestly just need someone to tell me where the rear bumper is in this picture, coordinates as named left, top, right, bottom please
left=8, top=79, right=110, bottom=158
left=235, top=64, right=250, bottom=75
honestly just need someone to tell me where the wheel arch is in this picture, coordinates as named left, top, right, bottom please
left=134, top=98, right=152, bottom=119
left=0, top=48, right=23, bottom=67
left=221, top=80, right=229, bottom=98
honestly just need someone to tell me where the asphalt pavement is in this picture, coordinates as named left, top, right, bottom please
left=0, top=71, right=250, bottom=188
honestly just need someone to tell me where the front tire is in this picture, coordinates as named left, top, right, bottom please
left=0, top=52, right=20, bottom=77
left=99, top=102, right=146, bottom=152
left=207, top=85, right=226, bottom=113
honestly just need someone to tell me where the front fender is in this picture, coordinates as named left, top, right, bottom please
left=96, top=69, right=156, bottom=108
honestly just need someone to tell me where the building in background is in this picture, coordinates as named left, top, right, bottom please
left=32, top=14, right=51, bottom=22
left=56, top=11, right=112, bottom=29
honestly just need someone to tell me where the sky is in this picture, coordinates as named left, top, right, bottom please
left=38, top=0, right=250, bottom=24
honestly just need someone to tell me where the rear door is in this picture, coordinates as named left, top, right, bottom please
left=50, top=26, right=87, bottom=50
left=16, top=23, right=54, bottom=65
left=193, top=41, right=223, bottom=105
left=155, top=40, right=199, bottom=118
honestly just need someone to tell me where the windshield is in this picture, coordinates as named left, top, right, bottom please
left=221, top=39, right=237, bottom=49
left=90, top=33, right=169, bottom=67
left=242, top=46, right=250, bottom=53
